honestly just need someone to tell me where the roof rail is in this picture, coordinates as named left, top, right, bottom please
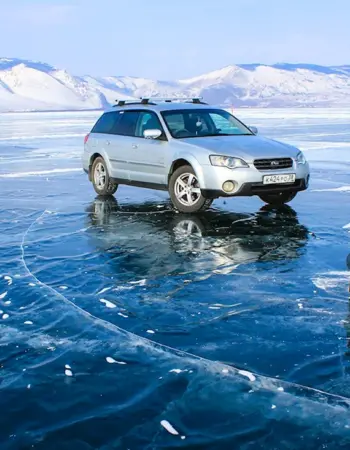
left=139, top=96, right=207, bottom=104
left=113, top=97, right=207, bottom=107
left=113, top=99, right=156, bottom=107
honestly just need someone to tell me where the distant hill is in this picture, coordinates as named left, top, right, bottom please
left=1, top=57, right=350, bottom=111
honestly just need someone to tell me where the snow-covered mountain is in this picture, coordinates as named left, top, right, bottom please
left=1, top=57, right=350, bottom=111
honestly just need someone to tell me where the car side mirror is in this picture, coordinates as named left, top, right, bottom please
left=143, top=129, right=162, bottom=140
left=249, top=126, right=258, bottom=134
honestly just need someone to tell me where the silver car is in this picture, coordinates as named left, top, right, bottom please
left=82, top=98, right=310, bottom=213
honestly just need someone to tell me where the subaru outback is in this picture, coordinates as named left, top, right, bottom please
left=82, top=98, right=310, bottom=213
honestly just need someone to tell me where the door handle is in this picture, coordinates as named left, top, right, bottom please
left=132, top=144, right=138, bottom=149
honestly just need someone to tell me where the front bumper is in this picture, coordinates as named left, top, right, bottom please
left=199, top=161, right=310, bottom=198
left=202, top=178, right=308, bottom=198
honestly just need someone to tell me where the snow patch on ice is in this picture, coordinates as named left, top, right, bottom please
left=0, top=292, right=7, bottom=299
left=2, top=314, right=9, bottom=320
left=129, top=279, right=147, bottom=286
left=313, top=185, right=350, bottom=193
left=4, top=276, right=12, bottom=285
left=160, top=420, right=179, bottom=436
left=24, top=320, right=33, bottom=325
left=238, top=370, right=256, bottom=382
left=97, top=287, right=111, bottom=295
left=106, top=356, right=127, bottom=365
left=100, top=299, right=116, bottom=309
left=0, top=168, right=82, bottom=178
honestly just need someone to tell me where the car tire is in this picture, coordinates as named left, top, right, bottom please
left=259, top=191, right=297, bottom=206
left=169, top=165, right=213, bottom=213
left=91, top=157, right=118, bottom=196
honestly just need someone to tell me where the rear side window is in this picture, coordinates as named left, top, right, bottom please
left=114, top=111, right=140, bottom=137
left=91, top=112, right=120, bottom=134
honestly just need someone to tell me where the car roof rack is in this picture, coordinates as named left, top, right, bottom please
left=113, top=99, right=156, bottom=107
left=113, top=97, right=207, bottom=107
left=140, top=97, right=207, bottom=104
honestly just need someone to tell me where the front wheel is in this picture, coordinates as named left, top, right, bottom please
left=169, top=165, right=213, bottom=213
left=91, top=157, right=118, bottom=196
left=259, top=191, right=297, bottom=206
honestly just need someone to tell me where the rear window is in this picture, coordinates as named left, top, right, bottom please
left=91, top=112, right=120, bottom=134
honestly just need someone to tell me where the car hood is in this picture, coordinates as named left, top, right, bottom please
left=182, top=135, right=299, bottom=161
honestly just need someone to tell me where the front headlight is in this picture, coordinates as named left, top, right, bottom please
left=210, top=155, right=249, bottom=169
left=296, top=151, right=307, bottom=165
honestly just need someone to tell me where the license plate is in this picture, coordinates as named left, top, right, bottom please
left=263, top=174, right=296, bottom=184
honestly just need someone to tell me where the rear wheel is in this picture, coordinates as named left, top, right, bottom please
left=259, top=191, right=297, bottom=206
left=169, top=165, right=213, bottom=213
left=91, top=157, right=118, bottom=196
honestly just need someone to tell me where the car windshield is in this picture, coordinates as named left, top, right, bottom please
left=161, top=108, right=253, bottom=139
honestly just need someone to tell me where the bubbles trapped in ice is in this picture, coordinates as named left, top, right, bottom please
left=222, top=368, right=229, bottom=374
left=4, top=300, right=11, bottom=305
left=2, top=314, right=9, bottom=320
left=28, top=283, right=36, bottom=287
left=65, top=369, right=73, bottom=377
left=146, top=330, right=155, bottom=334
left=271, top=405, right=277, bottom=409
left=59, top=286, right=68, bottom=290
left=0, top=292, right=7, bottom=299
left=118, top=312, right=128, bottom=318
left=24, top=321, right=33, bottom=325
left=65, top=364, right=71, bottom=370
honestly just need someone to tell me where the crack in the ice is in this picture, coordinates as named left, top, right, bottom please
left=19, top=209, right=350, bottom=405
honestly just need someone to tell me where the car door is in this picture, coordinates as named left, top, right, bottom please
left=128, top=110, right=168, bottom=186
left=106, top=110, right=142, bottom=182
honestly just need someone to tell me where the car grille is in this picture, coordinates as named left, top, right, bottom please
left=254, top=158, right=293, bottom=171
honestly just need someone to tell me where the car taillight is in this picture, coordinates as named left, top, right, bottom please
left=84, top=133, right=90, bottom=145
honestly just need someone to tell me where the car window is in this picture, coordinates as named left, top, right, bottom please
left=91, top=112, right=120, bottom=134
left=113, top=111, right=140, bottom=137
left=209, top=112, right=246, bottom=135
left=135, top=112, right=163, bottom=138
left=162, top=109, right=252, bottom=138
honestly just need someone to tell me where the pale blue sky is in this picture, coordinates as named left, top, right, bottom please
left=0, top=0, right=348, bottom=79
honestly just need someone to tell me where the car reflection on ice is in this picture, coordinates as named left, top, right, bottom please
left=85, top=197, right=309, bottom=280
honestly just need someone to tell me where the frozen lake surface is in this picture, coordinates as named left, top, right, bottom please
left=0, top=109, right=350, bottom=449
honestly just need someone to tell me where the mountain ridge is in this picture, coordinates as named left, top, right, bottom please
left=1, top=57, right=350, bottom=112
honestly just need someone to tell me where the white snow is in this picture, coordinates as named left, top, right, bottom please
left=4, top=276, right=12, bottom=285
left=0, top=292, right=7, bottom=299
left=2, top=58, right=350, bottom=111
left=160, top=420, right=179, bottom=436
left=2, top=314, right=9, bottom=320
left=106, top=357, right=127, bottom=365
left=24, top=321, right=33, bottom=325
left=0, top=168, right=82, bottom=178
left=238, top=370, right=256, bottom=382
left=99, top=299, right=116, bottom=309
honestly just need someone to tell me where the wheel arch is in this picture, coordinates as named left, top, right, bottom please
left=89, top=152, right=113, bottom=181
left=168, top=155, right=206, bottom=188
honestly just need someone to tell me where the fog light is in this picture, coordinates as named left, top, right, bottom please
left=222, top=181, right=235, bottom=193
